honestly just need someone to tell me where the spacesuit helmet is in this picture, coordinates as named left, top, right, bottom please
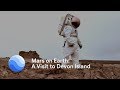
left=71, top=16, right=80, bottom=28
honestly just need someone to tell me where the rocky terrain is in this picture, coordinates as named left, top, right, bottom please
left=0, top=51, right=120, bottom=79
left=19, top=51, right=41, bottom=59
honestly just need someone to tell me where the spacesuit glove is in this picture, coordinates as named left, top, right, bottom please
left=79, top=44, right=82, bottom=49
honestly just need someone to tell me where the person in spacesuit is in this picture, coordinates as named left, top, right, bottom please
left=58, top=14, right=82, bottom=66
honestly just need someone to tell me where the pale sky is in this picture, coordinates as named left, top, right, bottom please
left=0, top=11, right=120, bottom=60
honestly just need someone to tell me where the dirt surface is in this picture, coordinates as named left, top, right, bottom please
left=0, top=58, right=120, bottom=79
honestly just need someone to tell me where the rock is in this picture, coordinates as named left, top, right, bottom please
left=66, top=75, right=79, bottom=79
left=94, top=70, right=106, bottom=79
left=102, top=67, right=114, bottom=79
left=83, top=69, right=91, bottom=79
left=103, top=64, right=115, bottom=67
left=111, top=67, right=120, bottom=79
left=90, top=63, right=103, bottom=69
left=46, top=73, right=66, bottom=79
left=113, top=64, right=120, bottom=68
left=90, top=70, right=95, bottom=79
left=19, top=50, right=41, bottom=59
left=45, top=75, right=54, bottom=79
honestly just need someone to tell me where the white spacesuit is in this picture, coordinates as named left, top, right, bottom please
left=58, top=14, right=82, bottom=66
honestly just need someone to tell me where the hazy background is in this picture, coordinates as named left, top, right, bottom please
left=0, top=11, right=120, bottom=60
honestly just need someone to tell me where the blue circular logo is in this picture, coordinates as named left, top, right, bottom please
left=8, top=55, right=25, bottom=73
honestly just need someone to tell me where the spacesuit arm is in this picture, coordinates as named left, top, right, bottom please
left=58, top=24, right=62, bottom=34
left=58, top=16, right=67, bottom=37
left=77, top=38, right=82, bottom=49
left=76, top=30, right=82, bottom=49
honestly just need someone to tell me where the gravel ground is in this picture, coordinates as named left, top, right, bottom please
left=0, top=58, right=120, bottom=79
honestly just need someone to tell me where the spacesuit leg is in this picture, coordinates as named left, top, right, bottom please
left=71, top=48, right=79, bottom=67
left=61, top=55, right=70, bottom=65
